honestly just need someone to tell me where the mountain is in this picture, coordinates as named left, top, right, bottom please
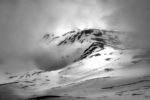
left=35, top=29, right=127, bottom=71
left=0, top=28, right=150, bottom=100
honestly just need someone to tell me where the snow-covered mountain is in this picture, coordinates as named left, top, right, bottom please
left=0, top=28, right=150, bottom=100
left=35, top=29, right=127, bottom=71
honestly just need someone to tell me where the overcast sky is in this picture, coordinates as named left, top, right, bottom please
left=0, top=0, right=150, bottom=73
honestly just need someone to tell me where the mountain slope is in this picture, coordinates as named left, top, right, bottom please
left=0, top=28, right=150, bottom=100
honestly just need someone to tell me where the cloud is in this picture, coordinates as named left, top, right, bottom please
left=0, top=0, right=116, bottom=71
left=107, top=0, right=150, bottom=48
left=0, top=0, right=150, bottom=72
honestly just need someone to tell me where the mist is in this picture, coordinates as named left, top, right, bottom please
left=0, top=0, right=150, bottom=72
left=107, top=0, right=150, bottom=49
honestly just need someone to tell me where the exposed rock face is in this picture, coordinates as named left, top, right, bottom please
left=58, top=29, right=126, bottom=49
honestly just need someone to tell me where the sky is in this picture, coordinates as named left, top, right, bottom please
left=0, top=0, right=150, bottom=73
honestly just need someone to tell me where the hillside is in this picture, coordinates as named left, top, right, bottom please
left=0, top=29, right=150, bottom=100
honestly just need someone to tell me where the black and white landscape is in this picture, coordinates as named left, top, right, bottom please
left=0, top=29, right=150, bottom=100
left=0, top=0, right=150, bottom=100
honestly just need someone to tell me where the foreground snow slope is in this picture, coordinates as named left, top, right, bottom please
left=0, top=29, right=150, bottom=100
